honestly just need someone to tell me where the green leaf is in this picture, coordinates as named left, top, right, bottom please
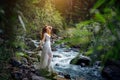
left=16, top=52, right=28, bottom=58
left=94, top=13, right=106, bottom=23
left=16, top=52, right=25, bottom=57
left=93, top=0, right=106, bottom=9
left=76, top=20, right=93, bottom=28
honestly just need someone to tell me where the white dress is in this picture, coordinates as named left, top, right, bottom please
left=40, top=33, right=53, bottom=71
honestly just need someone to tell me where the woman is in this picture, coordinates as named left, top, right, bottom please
left=39, top=25, right=53, bottom=72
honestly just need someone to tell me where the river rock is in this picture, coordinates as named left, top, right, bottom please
left=64, top=74, right=71, bottom=79
left=60, top=43, right=65, bottom=48
left=20, top=64, right=30, bottom=69
left=22, top=78, right=29, bottom=80
left=64, top=49, right=71, bottom=52
left=31, top=73, right=46, bottom=80
left=71, top=45, right=81, bottom=48
left=53, top=55, right=62, bottom=58
left=52, top=47, right=57, bottom=51
left=21, top=57, right=28, bottom=64
left=102, top=59, right=120, bottom=80
left=9, top=58, right=22, bottom=67
left=94, top=61, right=101, bottom=67
left=58, top=72, right=71, bottom=79
left=55, top=63, right=60, bottom=66
left=54, top=76, right=70, bottom=80
left=57, top=72, right=71, bottom=80
left=11, top=71, right=23, bottom=80
left=70, top=55, right=91, bottom=66
left=71, top=48, right=79, bottom=52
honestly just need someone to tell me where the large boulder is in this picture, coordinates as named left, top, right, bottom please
left=70, top=55, right=91, bottom=67
left=102, top=60, right=120, bottom=80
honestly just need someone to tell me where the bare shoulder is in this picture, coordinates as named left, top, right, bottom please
left=44, top=33, right=47, bottom=36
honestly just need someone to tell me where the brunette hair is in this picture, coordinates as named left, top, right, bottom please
left=41, top=25, right=47, bottom=39
left=41, top=25, right=52, bottom=39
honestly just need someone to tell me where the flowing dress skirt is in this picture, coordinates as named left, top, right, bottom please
left=40, top=41, right=53, bottom=71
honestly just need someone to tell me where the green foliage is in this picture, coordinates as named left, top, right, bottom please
left=13, top=38, right=27, bottom=50
left=91, top=0, right=119, bottom=24
left=38, top=0, right=64, bottom=31
left=93, top=0, right=106, bottom=9
left=87, top=0, right=120, bottom=64
left=102, top=42, right=120, bottom=63
left=16, top=0, right=64, bottom=38
left=64, top=0, right=120, bottom=65
left=61, top=21, right=93, bottom=51
left=85, top=45, right=104, bottom=61
left=16, top=52, right=28, bottom=58
left=16, top=0, right=41, bottom=39
left=76, top=20, right=93, bottom=28
left=36, top=69, right=54, bottom=80
left=85, top=48, right=93, bottom=56
left=94, top=12, right=106, bottom=23
left=38, top=69, right=49, bottom=77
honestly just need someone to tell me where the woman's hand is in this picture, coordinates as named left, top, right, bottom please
left=37, top=45, right=42, bottom=50
left=38, top=41, right=43, bottom=50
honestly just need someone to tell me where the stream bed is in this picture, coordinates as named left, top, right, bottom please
left=51, top=45, right=104, bottom=80
left=31, top=39, right=104, bottom=80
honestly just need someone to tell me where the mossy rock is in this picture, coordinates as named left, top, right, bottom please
left=36, top=69, right=56, bottom=80
left=70, top=55, right=91, bottom=66
left=70, top=57, right=79, bottom=65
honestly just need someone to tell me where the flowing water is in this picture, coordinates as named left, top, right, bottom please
left=32, top=40, right=104, bottom=80
left=51, top=45, right=104, bottom=80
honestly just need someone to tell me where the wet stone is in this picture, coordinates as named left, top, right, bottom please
left=53, top=55, right=62, bottom=58
left=11, top=72, right=23, bottom=80
left=102, top=60, right=120, bottom=80
left=9, top=58, right=22, bottom=67
left=22, top=78, right=29, bottom=80
left=55, top=63, right=60, bottom=66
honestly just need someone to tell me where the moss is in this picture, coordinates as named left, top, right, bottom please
left=37, top=69, right=56, bottom=80
left=16, top=52, right=29, bottom=59
left=97, top=45, right=103, bottom=51
left=85, top=49, right=93, bottom=56
left=70, top=54, right=80, bottom=64
left=70, top=58, right=79, bottom=65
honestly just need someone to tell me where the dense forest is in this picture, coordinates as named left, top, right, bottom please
left=0, top=0, right=120, bottom=80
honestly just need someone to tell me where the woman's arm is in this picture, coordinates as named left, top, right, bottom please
left=40, top=33, right=46, bottom=47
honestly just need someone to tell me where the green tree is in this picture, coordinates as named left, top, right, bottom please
left=38, top=0, right=64, bottom=32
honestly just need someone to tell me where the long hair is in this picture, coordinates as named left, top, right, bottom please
left=41, top=25, right=47, bottom=39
